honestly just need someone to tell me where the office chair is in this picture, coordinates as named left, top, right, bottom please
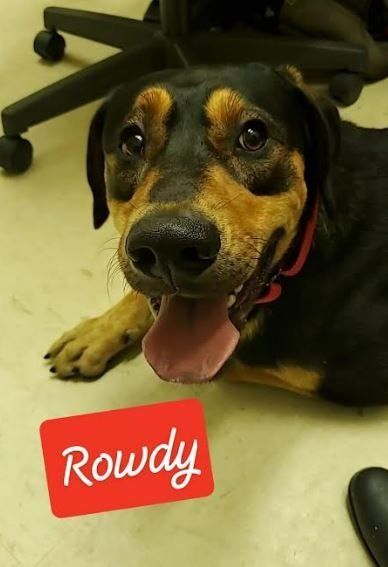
left=0, top=0, right=368, bottom=174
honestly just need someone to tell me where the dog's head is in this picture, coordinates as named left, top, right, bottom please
left=87, top=63, right=340, bottom=383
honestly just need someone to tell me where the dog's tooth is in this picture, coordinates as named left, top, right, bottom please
left=227, top=294, right=236, bottom=308
left=148, top=297, right=161, bottom=316
left=235, top=284, right=243, bottom=294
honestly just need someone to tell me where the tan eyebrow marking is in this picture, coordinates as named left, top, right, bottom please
left=128, top=86, right=174, bottom=158
left=133, top=86, right=173, bottom=123
left=204, top=87, right=246, bottom=146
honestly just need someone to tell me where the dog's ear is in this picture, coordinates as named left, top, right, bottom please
left=276, top=65, right=341, bottom=212
left=87, top=103, right=110, bottom=229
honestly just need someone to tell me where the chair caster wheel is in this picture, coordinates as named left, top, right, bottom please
left=33, top=30, right=66, bottom=62
left=329, top=72, right=364, bottom=106
left=0, top=136, right=33, bottom=174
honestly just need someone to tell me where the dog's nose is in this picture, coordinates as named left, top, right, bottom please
left=126, top=212, right=221, bottom=279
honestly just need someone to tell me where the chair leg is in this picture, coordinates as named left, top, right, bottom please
left=43, top=7, right=157, bottom=49
left=1, top=36, right=166, bottom=137
left=160, top=0, right=189, bottom=37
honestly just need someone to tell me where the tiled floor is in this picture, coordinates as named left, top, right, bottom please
left=1, top=1, right=388, bottom=565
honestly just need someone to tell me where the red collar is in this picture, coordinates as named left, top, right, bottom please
left=255, top=196, right=320, bottom=305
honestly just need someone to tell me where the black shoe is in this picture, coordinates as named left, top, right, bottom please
left=348, top=467, right=388, bottom=566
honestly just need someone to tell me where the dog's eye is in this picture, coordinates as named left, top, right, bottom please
left=120, top=125, right=145, bottom=157
left=238, top=120, right=268, bottom=152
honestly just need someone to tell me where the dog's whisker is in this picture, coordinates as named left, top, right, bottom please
left=103, top=236, right=121, bottom=245
left=214, top=193, right=240, bottom=211
left=106, top=250, right=124, bottom=299
left=102, top=247, right=122, bottom=253
left=121, top=275, right=129, bottom=296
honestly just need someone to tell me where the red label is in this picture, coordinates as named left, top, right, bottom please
left=40, top=399, right=214, bottom=518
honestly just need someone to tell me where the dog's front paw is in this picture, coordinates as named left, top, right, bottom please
left=45, top=293, right=152, bottom=379
left=45, top=317, right=131, bottom=379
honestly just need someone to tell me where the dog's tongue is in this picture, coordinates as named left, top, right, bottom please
left=142, top=295, right=240, bottom=383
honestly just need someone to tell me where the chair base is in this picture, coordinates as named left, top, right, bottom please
left=0, top=4, right=368, bottom=173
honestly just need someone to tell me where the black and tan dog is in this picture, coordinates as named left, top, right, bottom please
left=46, top=63, right=388, bottom=406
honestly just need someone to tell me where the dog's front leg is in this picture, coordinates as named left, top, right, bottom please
left=46, top=292, right=152, bottom=378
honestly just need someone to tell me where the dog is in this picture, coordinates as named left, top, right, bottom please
left=46, top=63, right=388, bottom=406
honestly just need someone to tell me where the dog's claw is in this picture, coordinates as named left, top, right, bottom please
left=43, top=352, right=50, bottom=359
left=49, top=366, right=56, bottom=373
left=122, top=332, right=132, bottom=345
left=46, top=294, right=151, bottom=380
